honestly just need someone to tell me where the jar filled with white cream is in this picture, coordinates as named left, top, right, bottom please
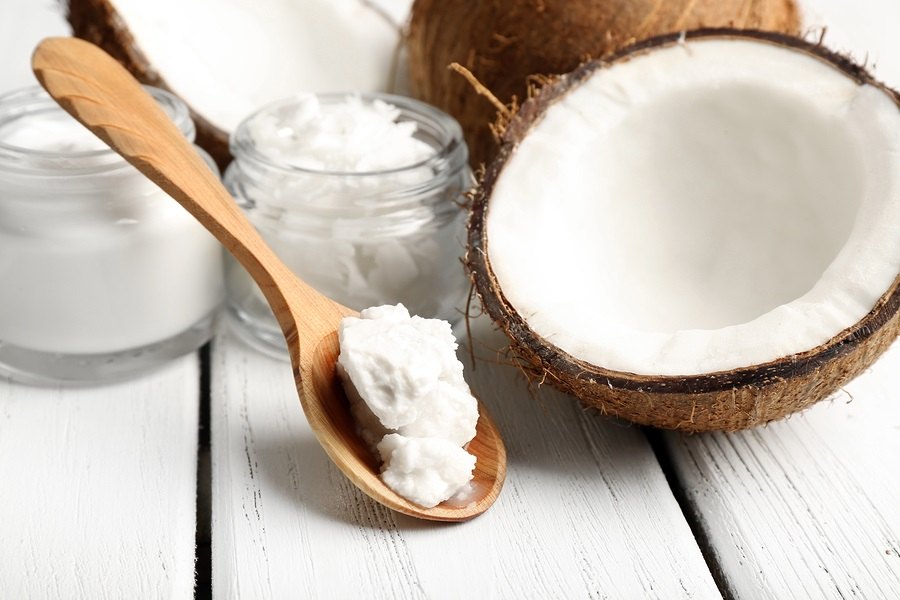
left=224, top=93, right=471, bottom=356
left=0, top=86, right=224, bottom=384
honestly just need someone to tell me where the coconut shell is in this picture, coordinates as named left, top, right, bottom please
left=467, top=29, right=900, bottom=432
left=408, top=0, right=801, bottom=168
left=66, top=0, right=231, bottom=167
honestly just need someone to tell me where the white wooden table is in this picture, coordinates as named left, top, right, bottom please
left=1, top=2, right=898, bottom=598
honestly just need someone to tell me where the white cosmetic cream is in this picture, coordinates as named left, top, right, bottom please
left=0, top=86, right=224, bottom=383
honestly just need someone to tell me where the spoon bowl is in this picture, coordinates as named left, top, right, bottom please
left=307, top=331, right=506, bottom=518
left=32, top=36, right=505, bottom=521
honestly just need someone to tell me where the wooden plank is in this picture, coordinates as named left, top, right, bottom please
left=663, top=342, right=900, bottom=598
left=0, top=357, right=201, bottom=599
left=210, top=315, right=720, bottom=598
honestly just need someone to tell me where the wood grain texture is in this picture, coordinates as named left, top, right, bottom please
left=0, top=358, right=200, bottom=599
left=664, top=342, right=900, bottom=598
left=210, top=314, right=721, bottom=598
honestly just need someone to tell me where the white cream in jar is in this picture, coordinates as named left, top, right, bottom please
left=0, top=86, right=224, bottom=383
left=224, top=93, right=471, bottom=357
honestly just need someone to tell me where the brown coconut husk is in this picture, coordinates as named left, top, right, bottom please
left=407, top=0, right=801, bottom=168
left=66, top=0, right=231, bottom=168
left=466, top=29, right=900, bottom=432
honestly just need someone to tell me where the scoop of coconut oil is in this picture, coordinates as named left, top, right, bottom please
left=336, top=304, right=478, bottom=508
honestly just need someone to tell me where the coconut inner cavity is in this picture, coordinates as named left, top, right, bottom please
left=572, top=83, right=864, bottom=332
left=487, top=39, right=900, bottom=376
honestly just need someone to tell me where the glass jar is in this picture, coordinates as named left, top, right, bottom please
left=0, top=86, right=224, bottom=384
left=224, top=93, right=471, bottom=357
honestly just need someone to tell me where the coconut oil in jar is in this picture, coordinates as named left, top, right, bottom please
left=224, top=93, right=471, bottom=356
left=0, top=86, right=224, bottom=383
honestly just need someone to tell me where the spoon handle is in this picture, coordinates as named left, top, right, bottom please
left=31, top=37, right=341, bottom=347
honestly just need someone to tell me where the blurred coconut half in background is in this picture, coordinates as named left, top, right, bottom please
left=67, top=0, right=414, bottom=166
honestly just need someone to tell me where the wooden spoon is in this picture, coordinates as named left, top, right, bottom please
left=32, top=37, right=505, bottom=522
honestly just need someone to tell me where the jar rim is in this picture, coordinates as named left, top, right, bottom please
left=229, top=92, right=468, bottom=177
left=0, top=85, right=195, bottom=173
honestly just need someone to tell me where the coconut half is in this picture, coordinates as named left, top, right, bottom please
left=468, top=30, right=900, bottom=432
left=67, top=0, right=413, bottom=165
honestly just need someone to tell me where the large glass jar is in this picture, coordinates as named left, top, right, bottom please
left=224, top=93, right=471, bottom=357
left=0, top=86, right=224, bottom=384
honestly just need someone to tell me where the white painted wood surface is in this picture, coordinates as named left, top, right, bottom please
left=0, top=5, right=200, bottom=598
left=664, top=343, right=900, bottom=599
left=662, top=3, right=900, bottom=598
left=210, top=315, right=721, bottom=599
left=0, top=358, right=201, bottom=599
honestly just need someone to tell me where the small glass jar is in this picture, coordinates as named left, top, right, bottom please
left=0, top=86, right=224, bottom=384
left=224, top=93, right=471, bottom=357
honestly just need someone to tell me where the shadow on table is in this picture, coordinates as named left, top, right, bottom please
left=251, top=429, right=409, bottom=530
left=248, top=323, right=659, bottom=533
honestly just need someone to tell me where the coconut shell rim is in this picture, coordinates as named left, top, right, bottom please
left=468, top=28, right=900, bottom=396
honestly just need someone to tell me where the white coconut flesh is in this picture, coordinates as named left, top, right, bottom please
left=104, top=0, right=413, bottom=132
left=486, top=38, right=900, bottom=376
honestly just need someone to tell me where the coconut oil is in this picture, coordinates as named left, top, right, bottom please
left=224, top=93, right=471, bottom=357
left=0, top=86, right=224, bottom=383
left=337, top=304, right=478, bottom=508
